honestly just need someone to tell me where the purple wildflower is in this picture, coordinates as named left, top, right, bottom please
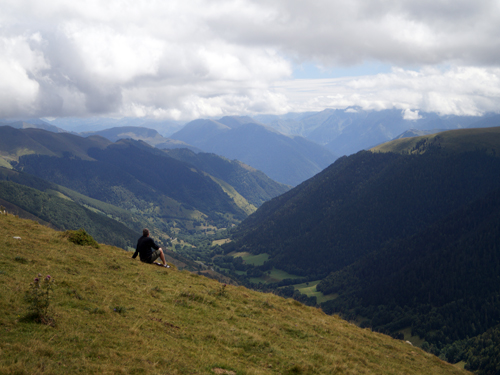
left=34, top=278, right=39, bottom=282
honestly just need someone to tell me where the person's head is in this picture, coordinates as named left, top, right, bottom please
left=142, top=228, right=150, bottom=237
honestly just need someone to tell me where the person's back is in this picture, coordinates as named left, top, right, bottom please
left=132, top=228, right=167, bottom=267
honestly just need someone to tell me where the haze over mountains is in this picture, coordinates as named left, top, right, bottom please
left=170, top=116, right=338, bottom=186
left=255, top=108, right=500, bottom=155
left=81, top=126, right=200, bottom=152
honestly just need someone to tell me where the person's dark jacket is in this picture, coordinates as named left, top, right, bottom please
left=132, top=236, right=160, bottom=263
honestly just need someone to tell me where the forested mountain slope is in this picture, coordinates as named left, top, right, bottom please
left=0, top=127, right=291, bottom=236
left=318, top=186, right=500, bottom=348
left=226, top=144, right=500, bottom=276
left=1, top=127, right=289, bottom=231
left=163, top=148, right=290, bottom=207
left=224, top=126, right=500, bottom=371
left=17, top=141, right=248, bottom=229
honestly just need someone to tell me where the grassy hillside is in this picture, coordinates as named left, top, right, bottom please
left=0, top=214, right=467, bottom=375
left=370, top=126, right=500, bottom=155
left=0, top=180, right=138, bottom=249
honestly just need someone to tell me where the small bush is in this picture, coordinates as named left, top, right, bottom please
left=14, top=256, right=28, bottom=264
left=64, top=229, right=100, bottom=248
left=113, top=306, right=133, bottom=315
left=216, top=283, right=227, bottom=297
left=24, top=273, right=55, bottom=325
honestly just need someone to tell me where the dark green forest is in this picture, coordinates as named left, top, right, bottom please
left=318, top=186, right=500, bottom=363
left=1, top=127, right=290, bottom=237
left=225, top=149, right=500, bottom=276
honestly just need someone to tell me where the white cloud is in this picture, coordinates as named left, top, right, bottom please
left=0, top=0, right=499, bottom=119
left=403, top=109, right=422, bottom=120
left=0, top=34, right=48, bottom=116
left=273, top=66, right=500, bottom=116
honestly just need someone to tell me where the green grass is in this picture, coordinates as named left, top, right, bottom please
left=0, top=214, right=469, bottom=375
left=212, top=238, right=231, bottom=246
left=293, top=280, right=338, bottom=304
left=0, top=156, right=13, bottom=169
left=209, top=175, right=257, bottom=216
left=401, top=327, right=425, bottom=347
left=230, top=252, right=270, bottom=266
left=249, top=267, right=304, bottom=284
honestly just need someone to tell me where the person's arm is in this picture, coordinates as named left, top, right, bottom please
left=132, top=238, right=140, bottom=259
left=149, top=237, right=160, bottom=251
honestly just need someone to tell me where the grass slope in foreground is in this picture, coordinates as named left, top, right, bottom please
left=0, top=214, right=467, bottom=375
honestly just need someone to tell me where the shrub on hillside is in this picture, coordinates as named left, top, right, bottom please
left=24, top=273, right=55, bottom=325
left=63, top=228, right=100, bottom=248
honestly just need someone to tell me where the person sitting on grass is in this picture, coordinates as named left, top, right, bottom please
left=132, top=228, right=168, bottom=267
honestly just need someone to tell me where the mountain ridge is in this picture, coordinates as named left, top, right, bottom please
left=170, top=116, right=338, bottom=186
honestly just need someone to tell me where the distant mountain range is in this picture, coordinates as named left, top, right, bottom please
left=5, top=110, right=500, bottom=186
left=47, top=116, right=185, bottom=135
left=5, top=109, right=500, bottom=162
left=3, top=117, right=338, bottom=187
left=223, top=126, right=500, bottom=369
left=170, top=116, right=338, bottom=186
left=81, top=126, right=200, bottom=152
left=256, top=108, right=500, bottom=155
left=0, top=118, right=67, bottom=133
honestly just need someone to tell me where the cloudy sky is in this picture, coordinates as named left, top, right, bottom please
left=1, top=0, right=500, bottom=121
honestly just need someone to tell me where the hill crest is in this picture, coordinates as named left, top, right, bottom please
left=371, top=126, right=500, bottom=155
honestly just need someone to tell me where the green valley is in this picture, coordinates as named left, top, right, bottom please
left=0, top=126, right=289, bottom=242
